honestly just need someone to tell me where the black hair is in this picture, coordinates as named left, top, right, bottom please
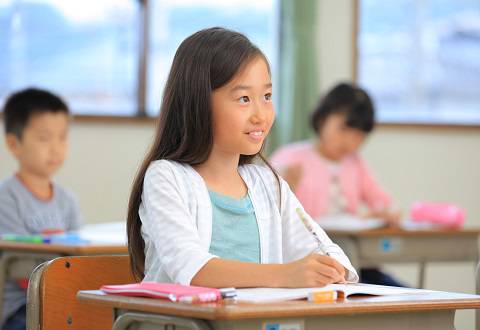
left=127, top=27, right=278, bottom=280
left=3, top=87, right=69, bottom=139
left=310, top=83, right=375, bottom=134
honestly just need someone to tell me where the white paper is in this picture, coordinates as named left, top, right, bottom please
left=316, top=215, right=385, bottom=232
left=400, top=219, right=442, bottom=231
left=77, top=221, right=127, bottom=245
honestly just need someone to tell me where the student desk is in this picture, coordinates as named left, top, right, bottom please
left=77, top=288, right=480, bottom=330
left=328, top=228, right=480, bottom=288
left=0, top=240, right=127, bottom=322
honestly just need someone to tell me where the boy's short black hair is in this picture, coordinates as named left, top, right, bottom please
left=3, top=88, right=69, bottom=139
left=310, top=82, right=375, bottom=134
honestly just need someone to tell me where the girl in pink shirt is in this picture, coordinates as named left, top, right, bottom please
left=271, top=83, right=403, bottom=286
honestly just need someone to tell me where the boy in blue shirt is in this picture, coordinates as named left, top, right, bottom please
left=0, top=88, right=83, bottom=330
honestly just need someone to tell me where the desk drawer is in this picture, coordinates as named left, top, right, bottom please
left=357, top=236, right=478, bottom=262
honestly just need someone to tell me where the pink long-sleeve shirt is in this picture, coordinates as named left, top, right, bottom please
left=270, top=141, right=392, bottom=220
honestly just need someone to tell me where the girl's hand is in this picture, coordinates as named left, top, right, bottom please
left=281, top=164, right=303, bottom=192
left=281, top=254, right=346, bottom=288
left=362, top=209, right=401, bottom=227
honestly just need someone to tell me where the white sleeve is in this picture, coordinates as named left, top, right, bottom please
left=141, top=162, right=217, bottom=285
left=280, top=178, right=359, bottom=282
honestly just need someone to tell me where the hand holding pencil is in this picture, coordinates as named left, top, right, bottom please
left=282, top=253, right=346, bottom=287
left=295, top=207, right=347, bottom=284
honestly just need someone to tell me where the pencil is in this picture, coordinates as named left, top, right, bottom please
left=295, top=207, right=330, bottom=256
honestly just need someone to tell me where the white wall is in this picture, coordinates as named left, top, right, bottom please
left=317, top=0, right=354, bottom=90
left=0, top=1, right=479, bottom=328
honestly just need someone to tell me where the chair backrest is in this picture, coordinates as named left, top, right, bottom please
left=27, top=255, right=134, bottom=330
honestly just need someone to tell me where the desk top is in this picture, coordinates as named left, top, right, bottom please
left=327, top=227, right=480, bottom=237
left=77, top=289, right=480, bottom=320
left=0, top=240, right=127, bottom=255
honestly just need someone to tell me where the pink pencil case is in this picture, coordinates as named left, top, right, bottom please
left=100, top=282, right=222, bottom=302
left=409, top=202, right=465, bottom=228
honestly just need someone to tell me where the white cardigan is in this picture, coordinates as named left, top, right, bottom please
left=139, top=159, right=359, bottom=285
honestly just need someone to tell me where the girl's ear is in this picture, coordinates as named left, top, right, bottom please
left=5, top=133, right=21, bottom=157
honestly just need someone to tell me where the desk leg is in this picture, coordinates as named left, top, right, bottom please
left=476, top=262, right=480, bottom=330
left=418, top=260, right=426, bottom=289
left=0, top=253, right=8, bottom=323
left=112, top=310, right=212, bottom=330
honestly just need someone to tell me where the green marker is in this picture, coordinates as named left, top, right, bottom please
left=2, top=234, right=48, bottom=244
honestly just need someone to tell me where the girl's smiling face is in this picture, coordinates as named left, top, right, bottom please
left=210, top=56, right=275, bottom=157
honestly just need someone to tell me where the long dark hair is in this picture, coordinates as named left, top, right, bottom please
left=127, top=27, right=278, bottom=280
left=310, top=82, right=375, bottom=134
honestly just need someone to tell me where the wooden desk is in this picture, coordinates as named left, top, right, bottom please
left=78, top=288, right=480, bottom=330
left=328, top=228, right=480, bottom=288
left=0, top=240, right=127, bottom=322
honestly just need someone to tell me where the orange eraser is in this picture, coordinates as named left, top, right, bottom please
left=308, top=290, right=338, bottom=303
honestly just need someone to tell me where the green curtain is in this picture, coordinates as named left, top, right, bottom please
left=267, top=0, right=319, bottom=155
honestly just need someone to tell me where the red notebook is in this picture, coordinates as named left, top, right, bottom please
left=100, top=282, right=223, bottom=302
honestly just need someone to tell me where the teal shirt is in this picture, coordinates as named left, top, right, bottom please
left=208, top=190, right=260, bottom=263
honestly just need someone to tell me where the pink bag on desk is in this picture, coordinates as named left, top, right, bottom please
left=409, top=202, right=465, bottom=228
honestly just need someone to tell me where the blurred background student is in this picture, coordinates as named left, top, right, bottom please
left=0, top=88, right=83, bottom=330
left=270, top=83, right=403, bottom=286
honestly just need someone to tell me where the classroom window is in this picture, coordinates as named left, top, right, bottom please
left=0, top=0, right=278, bottom=117
left=0, top=0, right=140, bottom=116
left=357, top=0, right=480, bottom=125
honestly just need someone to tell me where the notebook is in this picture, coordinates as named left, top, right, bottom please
left=236, top=283, right=427, bottom=303
left=100, top=282, right=223, bottom=302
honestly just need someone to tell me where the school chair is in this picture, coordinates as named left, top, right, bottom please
left=26, top=255, right=134, bottom=330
